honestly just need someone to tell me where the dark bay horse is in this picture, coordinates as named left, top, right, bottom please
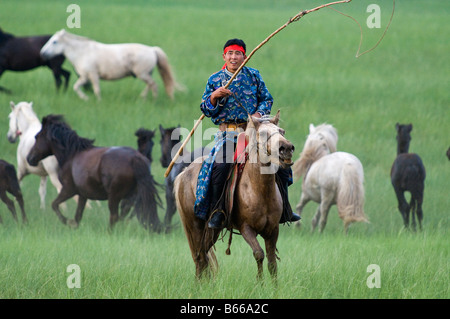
left=0, top=159, right=27, bottom=224
left=0, top=28, right=70, bottom=93
left=26, top=115, right=161, bottom=231
left=390, top=123, right=426, bottom=231
left=175, top=111, right=295, bottom=280
left=159, top=125, right=207, bottom=228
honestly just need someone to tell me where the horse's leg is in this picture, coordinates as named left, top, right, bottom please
left=0, top=68, right=12, bottom=94
left=12, top=190, right=27, bottom=224
left=164, top=187, right=177, bottom=227
left=119, top=196, right=135, bottom=221
left=87, top=73, right=101, bottom=100
left=318, top=197, right=333, bottom=233
left=38, top=176, right=48, bottom=210
left=416, top=194, right=424, bottom=231
left=241, top=224, right=265, bottom=280
left=68, top=196, right=88, bottom=228
left=108, top=196, right=121, bottom=229
left=393, top=187, right=409, bottom=228
left=295, top=192, right=310, bottom=219
left=311, top=206, right=321, bottom=232
left=73, top=76, right=90, bottom=100
left=263, top=229, right=279, bottom=283
left=137, top=73, right=158, bottom=99
left=0, top=190, right=18, bottom=222
left=51, top=187, right=76, bottom=225
left=409, top=197, right=417, bottom=232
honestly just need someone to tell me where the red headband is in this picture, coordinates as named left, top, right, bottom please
left=223, top=44, right=246, bottom=55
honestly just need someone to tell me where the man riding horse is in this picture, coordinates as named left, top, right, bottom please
left=195, top=38, right=300, bottom=229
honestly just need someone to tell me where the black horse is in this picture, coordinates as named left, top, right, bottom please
left=390, top=123, right=426, bottom=231
left=0, top=159, right=27, bottom=224
left=159, top=125, right=208, bottom=228
left=0, top=28, right=70, bottom=93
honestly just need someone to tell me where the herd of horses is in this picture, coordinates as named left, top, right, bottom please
left=0, top=27, right=431, bottom=280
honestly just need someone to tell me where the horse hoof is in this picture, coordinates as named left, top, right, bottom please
left=67, top=219, right=79, bottom=229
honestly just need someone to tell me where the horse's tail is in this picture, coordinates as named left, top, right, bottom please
left=132, top=156, right=163, bottom=232
left=154, top=47, right=185, bottom=99
left=336, top=162, right=368, bottom=228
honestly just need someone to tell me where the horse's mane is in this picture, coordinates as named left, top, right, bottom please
left=42, top=115, right=95, bottom=166
left=292, top=123, right=338, bottom=180
left=60, top=30, right=92, bottom=43
left=0, top=28, right=14, bottom=46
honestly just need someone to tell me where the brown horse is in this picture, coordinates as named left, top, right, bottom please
left=174, top=111, right=295, bottom=280
left=26, top=115, right=161, bottom=231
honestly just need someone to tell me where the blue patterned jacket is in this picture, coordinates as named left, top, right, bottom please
left=200, top=66, right=273, bottom=124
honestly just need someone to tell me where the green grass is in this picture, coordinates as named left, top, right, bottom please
left=0, top=0, right=448, bottom=299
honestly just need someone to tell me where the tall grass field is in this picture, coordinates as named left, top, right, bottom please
left=0, top=0, right=448, bottom=300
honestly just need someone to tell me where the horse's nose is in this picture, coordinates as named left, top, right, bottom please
left=279, top=142, right=295, bottom=159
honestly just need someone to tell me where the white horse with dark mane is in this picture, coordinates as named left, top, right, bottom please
left=7, top=101, right=63, bottom=209
left=40, top=29, right=184, bottom=100
left=292, top=123, right=368, bottom=233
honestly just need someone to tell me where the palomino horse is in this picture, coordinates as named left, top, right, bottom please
left=27, top=115, right=162, bottom=231
left=159, top=125, right=207, bottom=228
left=175, top=111, right=294, bottom=280
left=40, top=29, right=184, bottom=100
left=0, top=28, right=70, bottom=93
left=7, top=101, right=65, bottom=209
left=0, top=159, right=27, bottom=224
left=390, top=123, right=425, bottom=231
left=292, top=124, right=367, bottom=233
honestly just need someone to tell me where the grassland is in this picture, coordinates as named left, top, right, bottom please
left=0, top=0, right=448, bottom=299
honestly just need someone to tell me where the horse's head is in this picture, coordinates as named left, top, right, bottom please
left=7, top=101, right=35, bottom=143
left=246, top=110, right=295, bottom=171
left=40, top=29, right=66, bottom=60
left=135, top=128, right=155, bottom=162
left=159, top=125, right=181, bottom=168
left=307, top=123, right=338, bottom=153
left=26, top=115, right=63, bottom=166
left=395, top=123, right=412, bottom=154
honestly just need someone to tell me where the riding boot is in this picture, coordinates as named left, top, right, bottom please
left=277, top=177, right=301, bottom=224
left=208, top=183, right=226, bottom=229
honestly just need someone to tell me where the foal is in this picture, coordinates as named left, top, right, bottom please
left=0, top=160, right=27, bottom=223
left=390, top=123, right=426, bottom=231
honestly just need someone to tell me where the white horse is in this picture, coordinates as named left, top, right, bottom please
left=7, top=101, right=63, bottom=209
left=40, top=29, right=184, bottom=100
left=292, top=123, right=368, bottom=233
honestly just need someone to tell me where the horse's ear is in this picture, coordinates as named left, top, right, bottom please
left=159, top=124, right=164, bottom=135
left=407, top=124, right=413, bottom=132
left=309, top=123, right=315, bottom=134
left=271, top=110, right=280, bottom=126
left=9, top=101, right=15, bottom=110
left=395, top=122, right=400, bottom=132
left=29, top=102, right=33, bottom=108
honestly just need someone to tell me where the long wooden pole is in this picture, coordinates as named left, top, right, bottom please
left=164, top=0, right=351, bottom=177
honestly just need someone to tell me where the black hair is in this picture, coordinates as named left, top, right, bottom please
left=223, top=38, right=246, bottom=53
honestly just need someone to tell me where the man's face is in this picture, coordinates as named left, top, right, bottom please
left=223, top=50, right=245, bottom=73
